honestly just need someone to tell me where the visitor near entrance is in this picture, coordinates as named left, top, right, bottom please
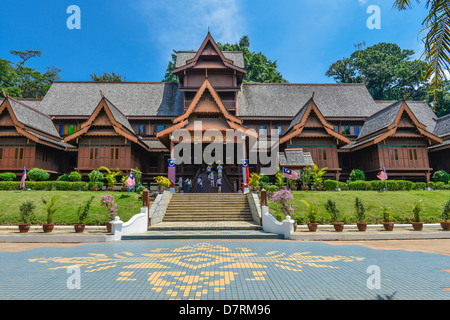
left=217, top=177, right=222, bottom=193
left=197, top=177, right=203, bottom=193
left=210, top=171, right=215, bottom=187
left=184, top=178, right=191, bottom=193
left=217, top=161, right=223, bottom=179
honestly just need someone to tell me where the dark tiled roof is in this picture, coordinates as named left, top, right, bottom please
left=7, top=98, right=60, bottom=138
left=35, top=82, right=184, bottom=117
left=433, top=114, right=450, bottom=138
left=357, top=101, right=402, bottom=139
left=278, top=149, right=314, bottom=167
left=236, top=83, right=379, bottom=118
left=375, top=100, right=437, bottom=133
left=103, top=98, right=134, bottom=133
left=175, top=51, right=245, bottom=69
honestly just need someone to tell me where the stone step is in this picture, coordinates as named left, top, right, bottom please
left=121, top=230, right=284, bottom=240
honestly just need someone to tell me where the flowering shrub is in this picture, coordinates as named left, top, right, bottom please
left=271, top=189, right=294, bottom=217
left=100, top=195, right=118, bottom=221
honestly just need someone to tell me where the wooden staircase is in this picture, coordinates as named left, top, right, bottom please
left=163, top=193, right=253, bottom=222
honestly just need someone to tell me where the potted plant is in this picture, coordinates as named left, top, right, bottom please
left=98, top=166, right=122, bottom=191
left=41, top=195, right=62, bottom=233
left=312, top=165, right=328, bottom=191
left=18, top=201, right=36, bottom=233
left=324, top=199, right=343, bottom=232
left=271, top=189, right=295, bottom=230
left=88, top=170, right=105, bottom=191
left=275, top=168, right=284, bottom=189
left=74, top=196, right=94, bottom=233
left=301, top=166, right=313, bottom=190
left=100, top=195, right=117, bottom=232
left=380, top=206, right=394, bottom=231
left=411, top=200, right=423, bottom=231
left=154, top=176, right=171, bottom=193
left=441, top=199, right=450, bottom=231
left=301, top=200, right=319, bottom=232
left=355, top=197, right=367, bottom=231
left=249, top=173, right=261, bottom=192
left=288, top=178, right=298, bottom=191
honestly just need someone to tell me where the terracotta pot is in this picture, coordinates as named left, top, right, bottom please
left=307, top=222, right=318, bottom=232
left=106, top=221, right=112, bottom=233
left=18, top=224, right=30, bottom=233
left=412, top=222, right=423, bottom=231
left=74, top=224, right=85, bottom=233
left=383, top=222, right=394, bottom=231
left=43, top=223, right=54, bottom=233
left=356, top=222, right=367, bottom=232
left=90, top=186, right=98, bottom=191
left=333, top=222, right=344, bottom=232
left=302, top=186, right=309, bottom=191
left=441, top=221, right=450, bottom=231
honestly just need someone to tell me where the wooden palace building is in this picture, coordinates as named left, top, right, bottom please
left=0, top=33, right=448, bottom=190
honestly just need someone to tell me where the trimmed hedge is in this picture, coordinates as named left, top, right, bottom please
left=323, top=180, right=434, bottom=191
left=0, top=181, right=88, bottom=191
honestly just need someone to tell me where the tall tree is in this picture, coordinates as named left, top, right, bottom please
left=90, top=71, right=124, bottom=82
left=326, top=42, right=429, bottom=101
left=162, top=35, right=288, bottom=83
left=0, top=50, right=61, bottom=99
left=393, top=0, right=450, bottom=92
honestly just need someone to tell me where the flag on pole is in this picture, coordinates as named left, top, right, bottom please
left=282, top=167, right=298, bottom=180
left=124, top=169, right=135, bottom=189
left=20, top=167, right=27, bottom=191
left=377, top=167, right=388, bottom=181
left=242, top=159, right=250, bottom=187
left=168, top=158, right=176, bottom=185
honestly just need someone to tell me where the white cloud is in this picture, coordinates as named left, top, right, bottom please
left=136, top=0, right=245, bottom=60
left=358, top=0, right=368, bottom=6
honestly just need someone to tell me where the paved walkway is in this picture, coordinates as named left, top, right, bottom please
left=0, top=239, right=449, bottom=300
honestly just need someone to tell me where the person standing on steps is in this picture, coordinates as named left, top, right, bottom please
left=207, top=164, right=211, bottom=176
left=217, top=161, right=223, bottom=179
left=210, top=171, right=215, bottom=187
left=197, top=176, right=203, bottom=193
left=184, top=177, right=191, bottom=193
left=217, top=177, right=222, bottom=193
left=178, top=176, right=183, bottom=193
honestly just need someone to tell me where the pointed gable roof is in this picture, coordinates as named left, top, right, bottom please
left=353, top=99, right=442, bottom=150
left=0, top=97, right=75, bottom=150
left=280, top=96, right=350, bottom=145
left=173, top=77, right=242, bottom=124
left=173, top=32, right=246, bottom=75
left=64, top=94, right=147, bottom=149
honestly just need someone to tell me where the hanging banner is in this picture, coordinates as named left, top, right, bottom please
left=242, top=159, right=249, bottom=187
left=168, top=158, right=176, bottom=185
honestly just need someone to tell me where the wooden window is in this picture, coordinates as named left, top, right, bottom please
left=394, top=149, right=398, bottom=161
left=63, top=125, right=69, bottom=135
left=59, top=125, right=64, bottom=135
left=110, top=148, right=119, bottom=160
left=354, top=126, right=360, bottom=135
left=157, top=125, right=164, bottom=132
left=15, top=147, right=24, bottom=160
left=414, top=149, right=418, bottom=160
left=0, top=148, right=2, bottom=160
left=68, top=125, right=74, bottom=135
left=323, top=149, right=327, bottom=161
left=90, top=148, right=99, bottom=160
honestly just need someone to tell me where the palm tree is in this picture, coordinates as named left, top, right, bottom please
left=393, top=1, right=450, bottom=99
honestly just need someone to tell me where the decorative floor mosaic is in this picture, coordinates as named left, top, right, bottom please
left=0, top=241, right=449, bottom=300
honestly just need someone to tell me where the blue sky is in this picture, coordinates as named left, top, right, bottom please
left=0, top=0, right=429, bottom=83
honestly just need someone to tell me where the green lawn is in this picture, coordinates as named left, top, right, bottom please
left=0, top=191, right=143, bottom=225
left=268, top=190, right=450, bottom=224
